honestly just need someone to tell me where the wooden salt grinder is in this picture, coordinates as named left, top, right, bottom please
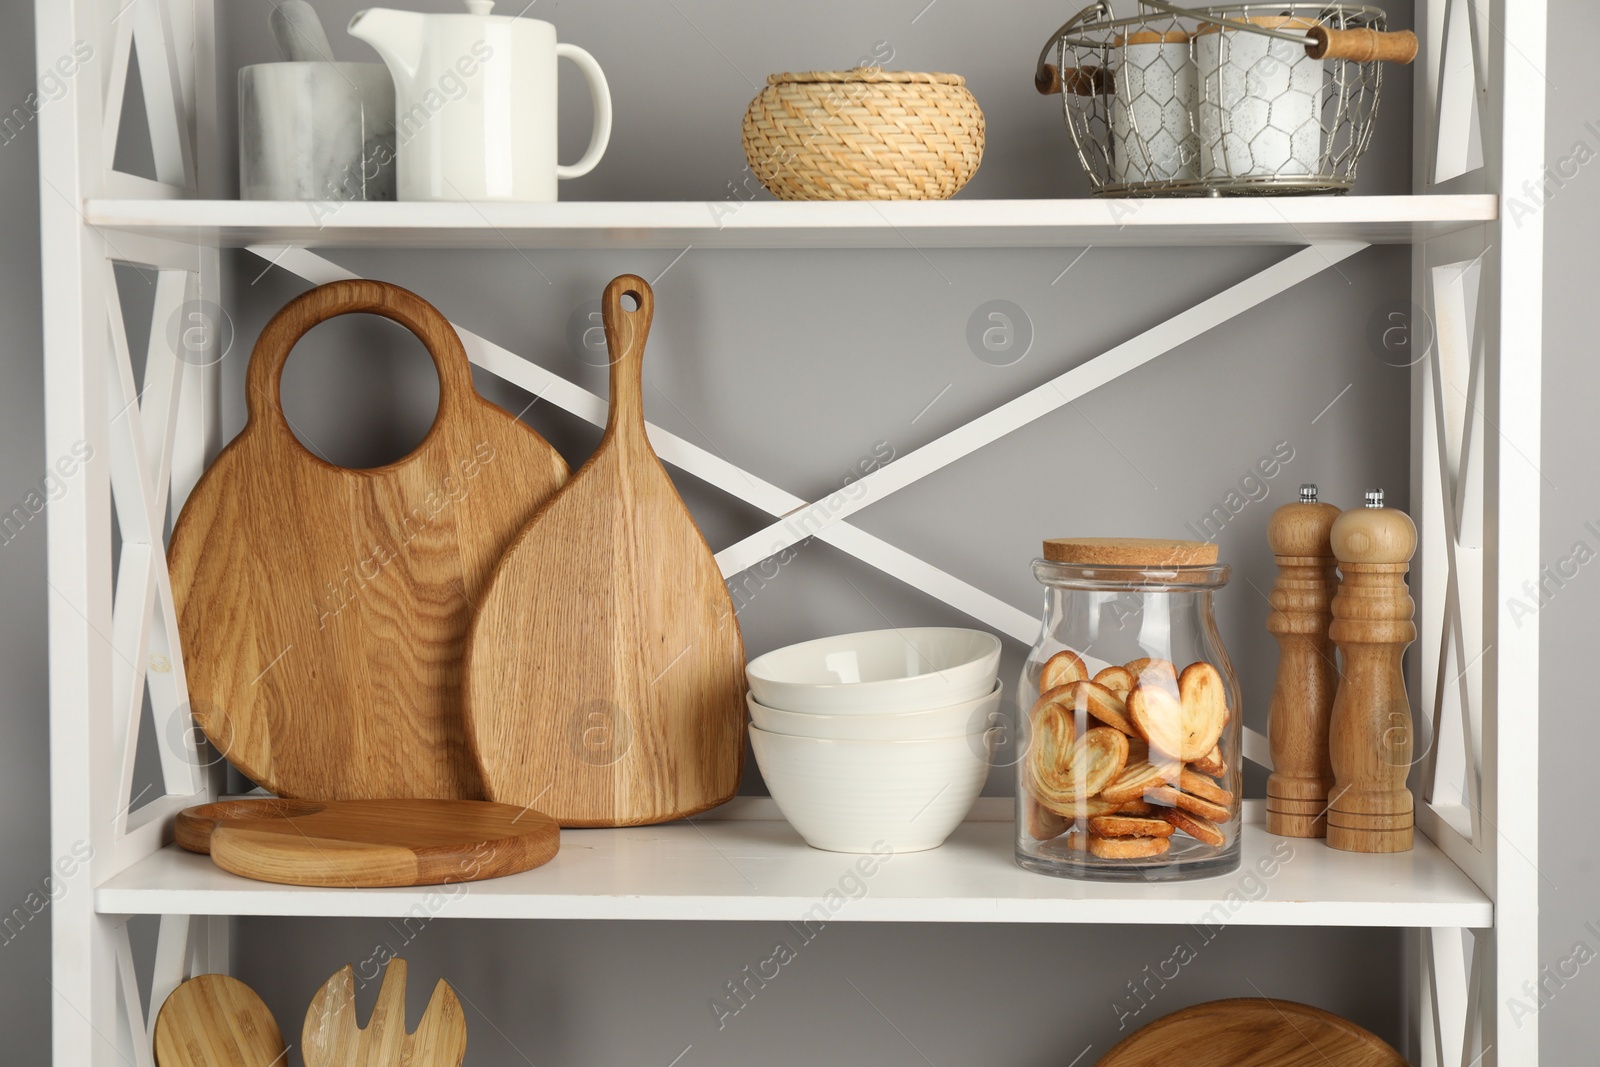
left=1327, top=490, right=1417, bottom=853
left=1265, top=484, right=1342, bottom=838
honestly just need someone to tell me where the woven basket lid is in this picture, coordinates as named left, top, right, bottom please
left=764, top=67, right=967, bottom=87
left=1043, top=537, right=1219, bottom=567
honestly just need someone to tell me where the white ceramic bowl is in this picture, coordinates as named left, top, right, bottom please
left=744, top=627, right=1002, bottom=714
left=749, top=725, right=992, bottom=853
left=746, top=681, right=1003, bottom=740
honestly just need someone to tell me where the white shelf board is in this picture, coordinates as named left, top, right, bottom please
left=96, top=800, right=1491, bottom=928
left=83, top=195, right=1498, bottom=250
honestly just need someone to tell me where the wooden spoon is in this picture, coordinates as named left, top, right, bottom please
left=153, top=974, right=288, bottom=1067
left=303, top=959, right=466, bottom=1067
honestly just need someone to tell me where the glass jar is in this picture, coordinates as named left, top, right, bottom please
left=1016, top=538, right=1242, bottom=881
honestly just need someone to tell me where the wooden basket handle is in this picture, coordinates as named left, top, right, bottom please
left=244, top=279, right=479, bottom=452
left=1035, top=63, right=1115, bottom=96
left=1306, top=26, right=1418, bottom=64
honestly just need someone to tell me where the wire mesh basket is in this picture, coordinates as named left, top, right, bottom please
left=1033, top=1, right=1417, bottom=196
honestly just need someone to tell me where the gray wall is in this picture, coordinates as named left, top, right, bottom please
left=0, top=0, right=1590, bottom=1062
left=1535, top=3, right=1600, bottom=1055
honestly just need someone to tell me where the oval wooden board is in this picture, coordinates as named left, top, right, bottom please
left=1096, top=998, right=1408, bottom=1067
left=153, top=974, right=287, bottom=1067
left=463, top=276, right=745, bottom=827
left=175, top=798, right=560, bottom=888
left=169, top=280, right=567, bottom=801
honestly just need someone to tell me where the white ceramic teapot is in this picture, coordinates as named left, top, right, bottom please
left=349, top=0, right=611, bottom=202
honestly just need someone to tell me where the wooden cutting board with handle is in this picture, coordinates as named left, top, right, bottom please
left=1096, top=998, right=1408, bottom=1066
left=169, top=280, right=567, bottom=801
left=175, top=797, right=559, bottom=887
left=153, top=974, right=287, bottom=1067
left=463, top=275, right=745, bottom=826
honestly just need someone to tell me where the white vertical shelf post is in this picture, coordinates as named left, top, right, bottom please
left=38, top=1, right=118, bottom=1062
left=1485, top=0, right=1543, bottom=1062
left=39, top=1, right=223, bottom=1062
left=1412, top=0, right=1543, bottom=1064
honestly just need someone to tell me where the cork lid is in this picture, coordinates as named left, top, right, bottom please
left=1043, top=537, right=1219, bottom=567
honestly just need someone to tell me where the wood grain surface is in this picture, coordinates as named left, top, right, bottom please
left=153, top=974, right=287, bottom=1067
left=168, top=280, right=567, bottom=801
left=1096, top=998, right=1408, bottom=1066
left=174, top=797, right=559, bottom=887
left=463, top=275, right=746, bottom=826
left=1327, top=505, right=1418, bottom=853
left=1264, top=498, right=1342, bottom=838
left=303, top=960, right=466, bottom=1067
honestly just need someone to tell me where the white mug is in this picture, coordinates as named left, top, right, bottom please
left=350, top=2, right=612, bottom=202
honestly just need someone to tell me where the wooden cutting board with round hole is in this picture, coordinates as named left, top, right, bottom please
left=462, top=275, right=745, bottom=826
left=168, top=280, right=567, bottom=801
left=1096, top=998, right=1408, bottom=1066
left=174, top=798, right=559, bottom=887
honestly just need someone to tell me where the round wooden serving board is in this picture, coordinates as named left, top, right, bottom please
left=153, top=974, right=288, bottom=1067
left=463, top=276, right=746, bottom=827
left=1096, top=998, right=1408, bottom=1067
left=175, top=798, right=560, bottom=888
left=168, top=280, right=567, bottom=801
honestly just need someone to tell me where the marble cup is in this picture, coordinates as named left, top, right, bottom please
left=239, top=62, right=396, bottom=201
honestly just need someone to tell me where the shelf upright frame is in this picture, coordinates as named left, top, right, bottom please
left=37, top=1, right=225, bottom=1064
left=1407, top=0, right=1543, bottom=1063
left=35, top=1, right=1543, bottom=1065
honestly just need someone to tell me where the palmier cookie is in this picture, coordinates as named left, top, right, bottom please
left=1039, top=649, right=1089, bottom=693
left=1179, top=769, right=1234, bottom=807
left=1125, top=656, right=1179, bottom=692
left=1087, top=834, right=1171, bottom=860
left=1089, top=814, right=1175, bottom=839
left=1070, top=679, right=1139, bottom=736
left=1025, top=798, right=1070, bottom=841
left=1176, top=661, right=1229, bottom=760
left=1092, top=665, right=1137, bottom=696
left=1127, top=682, right=1186, bottom=762
left=1159, top=806, right=1227, bottom=848
left=1189, top=747, right=1227, bottom=778
left=1099, top=760, right=1171, bottom=805
left=1116, top=798, right=1155, bottom=816
left=1144, top=785, right=1231, bottom=823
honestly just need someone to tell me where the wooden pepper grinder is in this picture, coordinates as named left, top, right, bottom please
left=1265, top=484, right=1342, bottom=838
left=1327, top=489, right=1417, bottom=853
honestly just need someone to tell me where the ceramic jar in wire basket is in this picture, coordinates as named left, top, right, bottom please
left=1033, top=2, right=1418, bottom=196
left=742, top=68, right=985, bottom=200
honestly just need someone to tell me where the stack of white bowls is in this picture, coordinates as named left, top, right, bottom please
left=745, top=627, right=1003, bottom=854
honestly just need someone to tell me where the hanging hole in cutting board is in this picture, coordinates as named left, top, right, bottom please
left=621, top=290, right=641, bottom=311
left=278, top=314, right=440, bottom=469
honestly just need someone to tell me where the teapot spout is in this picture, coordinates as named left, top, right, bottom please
left=347, top=8, right=425, bottom=84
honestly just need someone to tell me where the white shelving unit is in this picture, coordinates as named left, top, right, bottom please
left=97, top=800, right=1492, bottom=929
left=84, top=194, right=1497, bottom=248
left=37, top=2, right=1542, bottom=1065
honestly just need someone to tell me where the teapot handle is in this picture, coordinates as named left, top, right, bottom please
left=555, top=44, right=612, bottom=180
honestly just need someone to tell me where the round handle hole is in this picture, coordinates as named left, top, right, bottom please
left=621, top=291, right=641, bottom=312
left=278, top=316, right=441, bottom=469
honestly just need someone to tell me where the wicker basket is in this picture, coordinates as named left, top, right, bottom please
left=741, top=68, right=985, bottom=201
